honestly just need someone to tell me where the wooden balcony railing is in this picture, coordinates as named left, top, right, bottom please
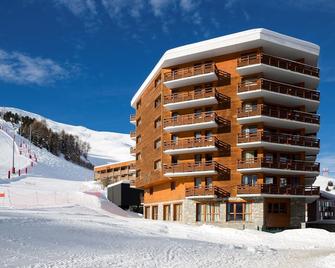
left=163, top=62, right=230, bottom=82
left=237, top=184, right=320, bottom=196
left=163, top=136, right=230, bottom=152
left=237, top=104, right=320, bottom=125
left=163, top=161, right=230, bottom=175
left=129, top=163, right=136, bottom=170
left=130, top=131, right=136, bottom=139
left=238, top=78, right=320, bottom=101
left=130, top=114, right=136, bottom=122
left=237, top=157, right=320, bottom=172
left=163, top=111, right=230, bottom=128
left=185, top=186, right=230, bottom=198
left=163, top=87, right=230, bottom=105
left=237, top=52, right=320, bottom=77
left=237, top=131, right=320, bottom=148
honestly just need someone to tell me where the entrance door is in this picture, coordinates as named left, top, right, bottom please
left=264, top=198, right=290, bottom=228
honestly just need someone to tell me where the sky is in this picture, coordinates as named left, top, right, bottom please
left=0, top=0, right=335, bottom=171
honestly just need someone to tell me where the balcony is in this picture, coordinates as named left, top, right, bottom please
left=237, top=184, right=320, bottom=198
left=236, top=53, right=320, bottom=88
left=130, top=114, right=136, bottom=125
left=185, top=186, right=230, bottom=200
left=163, top=87, right=230, bottom=110
left=237, top=104, right=320, bottom=134
left=163, top=63, right=230, bottom=89
left=163, top=161, right=230, bottom=178
left=130, top=146, right=136, bottom=156
left=130, top=131, right=136, bottom=140
left=237, top=157, right=320, bottom=176
left=163, top=136, right=230, bottom=155
left=237, top=131, right=320, bottom=154
left=163, top=111, right=230, bottom=133
left=237, top=78, right=320, bottom=112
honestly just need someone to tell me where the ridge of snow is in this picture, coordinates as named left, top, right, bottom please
left=1, top=107, right=134, bottom=165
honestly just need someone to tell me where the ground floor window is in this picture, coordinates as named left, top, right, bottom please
left=144, top=206, right=150, bottom=219
left=267, top=202, right=288, bottom=214
left=173, top=203, right=182, bottom=221
left=226, top=202, right=251, bottom=222
left=163, top=204, right=171, bottom=221
left=152, top=206, right=158, bottom=220
left=196, top=202, right=220, bottom=223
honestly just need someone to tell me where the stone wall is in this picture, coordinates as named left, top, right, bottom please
left=290, top=198, right=306, bottom=228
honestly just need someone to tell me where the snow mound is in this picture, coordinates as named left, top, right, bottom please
left=1, top=107, right=134, bottom=165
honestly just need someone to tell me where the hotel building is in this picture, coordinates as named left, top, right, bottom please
left=130, top=29, right=320, bottom=229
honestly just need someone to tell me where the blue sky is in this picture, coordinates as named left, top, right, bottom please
left=0, top=0, right=335, bottom=171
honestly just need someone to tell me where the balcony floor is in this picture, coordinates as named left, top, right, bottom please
left=164, top=170, right=218, bottom=177
left=237, top=167, right=319, bottom=176
left=237, top=116, right=319, bottom=134
left=164, top=72, right=218, bottom=89
left=237, top=89, right=319, bottom=112
left=164, top=145, right=217, bottom=155
left=236, top=63, right=320, bottom=88
left=164, top=96, right=218, bottom=110
left=237, top=141, right=319, bottom=154
left=164, top=121, right=218, bottom=133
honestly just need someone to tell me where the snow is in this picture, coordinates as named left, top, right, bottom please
left=313, top=175, right=335, bottom=197
left=1, top=107, right=134, bottom=165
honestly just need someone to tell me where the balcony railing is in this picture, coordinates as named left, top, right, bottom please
left=237, top=131, right=320, bottom=148
left=130, top=131, right=136, bottom=139
left=237, top=157, right=320, bottom=172
left=163, top=136, right=230, bottom=152
left=237, top=184, right=320, bottom=196
left=163, top=63, right=230, bottom=82
left=237, top=52, right=320, bottom=78
left=237, top=104, right=320, bottom=125
left=185, top=186, right=230, bottom=198
left=163, top=161, right=230, bottom=175
left=238, top=78, right=320, bottom=101
left=163, top=87, right=230, bottom=105
left=163, top=111, right=230, bottom=128
left=130, top=114, right=136, bottom=122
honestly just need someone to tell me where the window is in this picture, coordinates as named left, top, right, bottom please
left=194, top=154, right=202, bottom=164
left=154, top=117, right=161, bottom=128
left=243, top=150, right=256, bottom=160
left=154, top=95, right=161, bottom=108
left=171, top=134, right=178, bottom=142
left=243, top=126, right=257, bottom=136
left=226, top=202, right=251, bottom=222
left=242, top=175, right=258, bottom=186
left=194, top=178, right=201, bottom=188
left=152, top=206, right=158, bottom=220
left=194, top=108, right=202, bottom=117
left=194, top=131, right=201, bottom=140
left=154, top=159, right=161, bottom=170
left=173, top=203, right=182, bottom=221
left=172, top=156, right=178, bottom=164
left=136, top=170, right=141, bottom=178
left=205, top=154, right=212, bottom=162
left=136, top=135, right=142, bottom=144
left=265, top=176, right=274, bottom=185
left=170, top=181, right=176, bottom=190
left=196, top=203, right=220, bottom=223
left=154, top=138, right=161, bottom=149
left=163, top=204, right=171, bottom=221
left=205, top=177, right=212, bottom=187
left=144, top=206, right=150, bottom=219
left=136, top=117, right=142, bottom=126
left=268, top=202, right=287, bottom=214
left=243, top=102, right=256, bottom=112
left=149, top=187, right=153, bottom=195
left=136, top=99, right=142, bottom=110
left=136, top=153, right=141, bottom=161
left=265, top=153, right=273, bottom=162
left=172, top=112, right=179, bottom=119
left=280, top=177, right=287, bottom=187
left=205, top=131, right=212, bottom=139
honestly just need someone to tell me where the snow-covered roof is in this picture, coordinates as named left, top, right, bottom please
left=131, top=28, right=320, bottom=108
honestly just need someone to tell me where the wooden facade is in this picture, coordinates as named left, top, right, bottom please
left=94, top=160, right=136, bottom=187
left=130, top=29, right=321, bottom=229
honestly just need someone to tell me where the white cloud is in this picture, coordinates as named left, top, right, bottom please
left=149, top=0, right=172, bottom=17
left=0, top=49, right=68, bottom=85
left=54, top=0, right=97, bottom=17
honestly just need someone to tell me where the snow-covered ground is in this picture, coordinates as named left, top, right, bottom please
left=1, top=107, right=134, bottom=165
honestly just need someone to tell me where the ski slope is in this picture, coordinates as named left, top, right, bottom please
left=1, top=107, right=134, bottom=165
